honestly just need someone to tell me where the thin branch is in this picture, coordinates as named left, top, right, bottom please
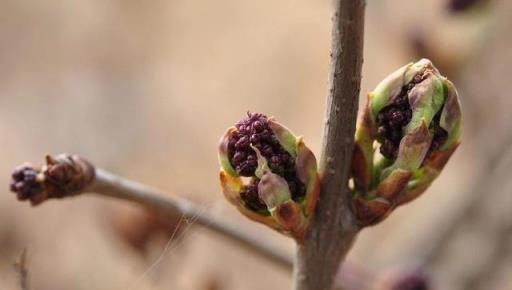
left=89, top=168, right=293, bottom=270
left=294, top=1, right=366, bottom=290
left=10, top=154, right=292, bottom=269
left=13, top=248, right=29, bottom=290
left=10, top=156, right=419, bottom=290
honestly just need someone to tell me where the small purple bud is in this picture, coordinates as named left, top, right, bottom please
left=389, top=110, right=405, bottom=128
left=253, top=120, right=264, bottom=132
left=232, top=152, right=246, bottom=166
left=247, top=155, right=257, bottom=167
left=378, top=126, right=388, bottom=137
left=262, top=144, right=274, bottom=156
left=250, top=134, right=260, bottom=144
left=240, top=179, right=266, bottom=211
left=260, top=130, right=272, bottom=142
left=235, top=136, right=250, bottom=149
left=381, top=140, right=398, bottom=159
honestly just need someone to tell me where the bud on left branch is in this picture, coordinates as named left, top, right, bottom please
left=10, top=154, right=95, bottom=205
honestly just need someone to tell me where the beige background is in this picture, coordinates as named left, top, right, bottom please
left=0, top=0, right=510, bottom=289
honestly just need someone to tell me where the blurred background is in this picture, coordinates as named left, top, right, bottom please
left=0, top=0, right=510, bottom=289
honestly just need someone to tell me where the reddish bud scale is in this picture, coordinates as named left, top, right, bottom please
left=227, top=112, right=305, bottom=209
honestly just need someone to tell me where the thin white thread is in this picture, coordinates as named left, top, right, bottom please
left=126, top=201, right=214, bottom=290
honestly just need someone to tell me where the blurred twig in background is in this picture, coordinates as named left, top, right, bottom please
left=13, top=248, right=29, bottom=290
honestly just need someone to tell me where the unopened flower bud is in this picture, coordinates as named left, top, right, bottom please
left=219, top=112, right=319, bottom=240
left=9, top=154, right=95, bottom=205
left=352, top=59, right=462, bottom=226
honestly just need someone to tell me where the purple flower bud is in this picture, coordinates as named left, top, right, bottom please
left=226, top=112, right=305, bottom=205
left=352, top=59, right=462, bottom=226
left=240, top=178, right=266, bottom=211
left=9, top=155, right=95, bottom=206
left=9, top=164, right=44, bottom=201
left=219, top=112, right=320, bottom=240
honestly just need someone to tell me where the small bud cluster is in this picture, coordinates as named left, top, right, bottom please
left=376, top=74, right=447, bottom=159
left=220, top=112, right=319, bottom=239
left=10, top=164, right=43, bottom=201
left=239, top=178, right=266, bottom=211
left=376, top=92, right=413, bottom=159
left=227, top=112, right=305, bottom=210
left=9, top=154, right=95, bottom=205
left=352, top=59, right=462, bottom=226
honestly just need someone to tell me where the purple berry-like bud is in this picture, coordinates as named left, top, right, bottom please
left=9, top=155, right=95, bottom=206
left=239, top=178, right=266, bottom=211
left=10, top=164, right=44, bottom=202
left=232, top=151, right=246, bottom=166
left=226, top=112, right=305, bottom=203
left=375, top=88, right=413, bottom=159
left=352, top=59, right=462, bottom=226
left=219, top=112, right=320, bottom=240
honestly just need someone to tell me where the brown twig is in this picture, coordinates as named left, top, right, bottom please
left=293, top=1, right=366, bottom=290
left=13, top=248, right=29, bottom=290
left=89, top=168, right=293, bottom=270
left=10, top=154, right=292, bottom=269
left=10, top=156, right=427, bottom=290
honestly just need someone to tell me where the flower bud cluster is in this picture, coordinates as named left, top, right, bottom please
left=227, top=113, right=305, bottom=210
left=351, top=59, right=462, bottom=226
left=219, top=112, right=319, bottom=240
left=9, top=154, right=95, bottom=206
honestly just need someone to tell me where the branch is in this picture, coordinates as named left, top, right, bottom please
left=9, top=154, right=292, bottom=270
left=294, top=1, right=366, bottom=290
left=9, top=154, right=430, bottom=290
left=90, top=168, right=293, bottom=269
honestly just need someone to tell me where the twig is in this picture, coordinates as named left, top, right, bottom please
left=13, top=248, right=29, bottom=290
left=10, top=154, right=292, bottom=269
left=293, top=1, right=366, bottom=290
left=89, top=168, right=293, bottom=270
left=10, top=157, right=421, bottom=290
